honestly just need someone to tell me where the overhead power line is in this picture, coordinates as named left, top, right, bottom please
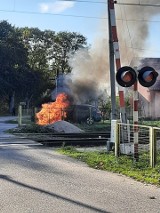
left=116, top=2, right=160, bottom=7
left=127, top=46, right=160, bottom=53
left=58, top=0, right=106, bottom=4
left=1, top=8, right=160, bottom=22
left=59, top=0, right=160, bottom=7
left=0, top=9, right=107, bottom=19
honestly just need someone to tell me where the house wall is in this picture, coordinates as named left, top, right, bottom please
left=139, top=91, right=160, bottom=119
left=138, top=84, right=151, bottom=118
left=138, top=95, right=150, bottom=118
left=153, top=92, right=160, bottom=118
left=138, top=84, right=151, bottom=102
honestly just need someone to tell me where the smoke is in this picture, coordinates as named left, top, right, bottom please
left=116, top=0, right=160, bottom=62
left=67, top=38, right=109, bottom=103
left=66, top=0, right=160, bottom=103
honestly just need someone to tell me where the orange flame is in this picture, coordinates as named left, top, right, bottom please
left=36, top=93, right=70, bottom=125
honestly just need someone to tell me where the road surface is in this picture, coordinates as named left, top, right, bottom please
left=0, top=116, right=160, bottom=213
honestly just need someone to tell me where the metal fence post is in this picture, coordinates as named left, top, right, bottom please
left=18, top=105, right=22, bottom=126
left=115, top=122, right=120, bottom=157
left=61, top=108, right=64, bottom=120
left=34, top=107, right=38, bottom=123
left=150, top=127, right=157, bottom=168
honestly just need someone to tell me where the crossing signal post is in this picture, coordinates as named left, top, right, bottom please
left=116, top=66, right=158, bottom=88
left=116, top=66, right=158, bottom=161
left=138, top=66, right=158, bottom=87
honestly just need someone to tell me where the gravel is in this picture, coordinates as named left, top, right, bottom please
left=45, top=120, right=84, bottom=133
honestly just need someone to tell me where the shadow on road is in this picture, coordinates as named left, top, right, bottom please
left=0, top=174, right=110, bottom=213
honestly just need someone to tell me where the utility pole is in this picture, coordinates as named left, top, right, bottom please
left=108, top=0, right=127, bottom=124
left=108, top=0, right=116, bottom=120
left=107, top=0, right=128, bottom=151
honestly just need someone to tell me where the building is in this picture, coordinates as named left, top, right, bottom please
left=130, top=58, right=160, bottom=119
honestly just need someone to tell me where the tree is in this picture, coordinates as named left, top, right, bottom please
left=0, top=22, right=88, bottom=113
left=19, top=28, right=88, bottom=106
left=52, top=31, right=87, bottom=75
left=0, top=21, right=29, bottom=113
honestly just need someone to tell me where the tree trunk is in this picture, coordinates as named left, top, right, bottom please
left=9, top=91, right=15, bottom=115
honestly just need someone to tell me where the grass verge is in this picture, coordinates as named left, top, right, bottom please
left=57, top=146, right=160, bottom=186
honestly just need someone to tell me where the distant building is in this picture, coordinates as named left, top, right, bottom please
left=129, top=58, right=160, bottom=119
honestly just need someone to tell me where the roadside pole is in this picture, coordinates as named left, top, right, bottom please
left=108, top=0, right=116, bottom=120
left=107, top=0, right=117, bottom=150
left=108, top=0, right=127, bottom=125
left=18, top=104, right=22, bottom=127
left=108, top=0, right=128, bottom=150
left=133, top=78, right=139, bottom=161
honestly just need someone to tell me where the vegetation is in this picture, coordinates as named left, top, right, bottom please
left=9, top=123, right=52, bottom=133
left=58, top=146, right=160, bottom=186
left=0, top=20, right=88, bottom=114
left=139, top=120, right=160, bottom=127
left=75, top=120, right=111, bottom=132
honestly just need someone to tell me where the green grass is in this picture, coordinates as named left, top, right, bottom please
left=57, top=146, right=160, bottom=186
left=140, top=120, right=160, bottom=127
left=75, top=120, right=111, bottom=132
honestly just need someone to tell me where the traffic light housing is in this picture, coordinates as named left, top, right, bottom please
left=116, top=66, right=137, bottom=87
left=116, top=66, right=158, bottom=88
left=138, top=66, right=158, bottom=87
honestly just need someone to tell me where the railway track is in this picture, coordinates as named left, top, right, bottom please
left=11, top=132, right=110, bottom=146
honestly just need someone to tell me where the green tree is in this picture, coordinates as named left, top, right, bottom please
left=52, top=31, right=87, bottom=75
left=0, top=22, right=88, bottom=113
left=0, top=21, right=29, bottom=113
left=19, top=29, right=88, bottom=105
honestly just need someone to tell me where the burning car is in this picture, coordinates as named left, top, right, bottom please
left=65, top=104, right=102, bottom=124
left=36, top=93, right=102, bottom=125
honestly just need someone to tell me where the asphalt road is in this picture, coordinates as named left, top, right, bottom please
left=0, top=116, right=160, bottom=213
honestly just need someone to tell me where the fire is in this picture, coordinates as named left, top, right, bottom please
left=36, top=93, right=70, bottom=125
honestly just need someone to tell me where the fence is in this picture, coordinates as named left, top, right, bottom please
left=18, top=104, right=103, bottom=126
left=17, top=105, right=103, bottom=127
left=114, top=122, right=160, bottom=168
left=18, top=105, right=35, bottom=126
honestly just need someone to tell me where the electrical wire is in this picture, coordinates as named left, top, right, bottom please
left=0, top=9, right=107, bottom=19
left=60, top=0, right=160, bottom=7
left=58, top=0, right=107, bottom=4
left=127, top=46, right=160, bottom=53
left=115, top=1, right=160, bottom=58
left=123, top=3, right=136, bottom=59
left=119, top=3, right=131, bottom=64
left=1, top=8, right=160, bottom=22
left=116, top=2, right=160, bottom=7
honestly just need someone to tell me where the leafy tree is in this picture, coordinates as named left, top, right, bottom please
left=19, top=27, right=56, bottom=106
left=0, top=22, right=88, bottom=113
left=19, top=28, right=88, bottom=105
left=0, top=21, right=29, bottom=113
left=52, top=31, right=87, bottom=75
